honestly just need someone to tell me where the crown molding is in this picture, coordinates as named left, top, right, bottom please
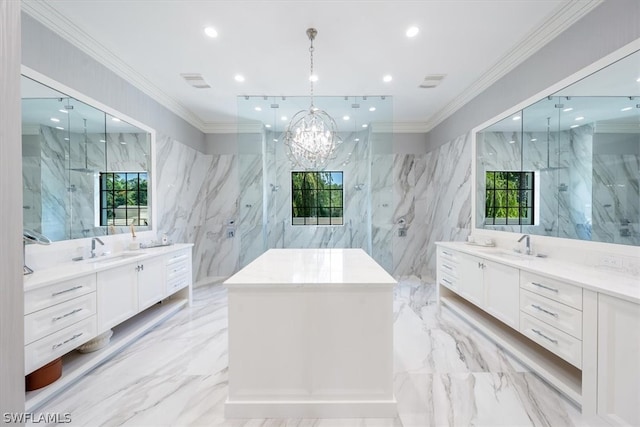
left=21, top=0, right=207, bottom=133
left=423, top=0, right=604, bottom=132
left=370, top=122, right=429, bottom=134
left=203, top=122, right=266, bottom=134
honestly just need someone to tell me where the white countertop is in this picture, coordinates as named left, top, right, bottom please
left=23, top=243, right=193, bottom=292
left=224, top=248, right=396, bottom=287
left=436, top=242, right=640, bottom=304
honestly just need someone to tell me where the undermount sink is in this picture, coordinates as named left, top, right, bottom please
left=87, top=252, right=142, bottom=264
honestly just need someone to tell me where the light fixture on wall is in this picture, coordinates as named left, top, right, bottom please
left=284, top=28, right=341, bottom=170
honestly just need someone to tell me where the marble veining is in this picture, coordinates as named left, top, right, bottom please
left=28, top=278, right=590, bottom=427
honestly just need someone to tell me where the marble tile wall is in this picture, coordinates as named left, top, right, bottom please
left=157, top=129, right=474, bottom=282
left=419, top=133, right=473, bottom=279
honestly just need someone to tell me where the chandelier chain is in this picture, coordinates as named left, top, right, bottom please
left=309, top=40, right=314, bottom=105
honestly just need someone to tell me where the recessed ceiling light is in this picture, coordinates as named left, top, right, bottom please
left=111, top=117, right=121, bottom=122
left=512, top=116, right=521, bottom=121
left=383, top=75, right=393, bottom=83
left=636, top=76, right=640, bottom=82
left=273, top=139, right=278, bottom=142
left=281, top=116, right=287, bottom=121
left=343, top=115, right=350, bottom=121
left=100, top=139, right=106, bottom=142
left=64, top=137, right=69, bottom=141
left=309, top=74, right=318, bottom=82
left=204, top=26, right=218, bottom=38
left=509, top=140, right=516, bottom=144
left=406, top=26, right=419, bottom=38
left=120, top=141, right=127, bottom=145
left=531, top=138, right=537, bottom=142
left=354, top=138, right=360, bottom=142
left=234, top=74, right=245, bottom=82
left=55, top=126, right=64, bottom=130
left=50, top=118, right=60, bottom=122
left=265, top=124, right=271, bottom=128
left=575, top=116, right=584, bottom=121
left=255, top=106, right=262, bottom=112
left=621, top=106, right=633, bottom=112
left=570, top=124, right=579, bottom=128
left=369, top=107, right=376, bottom=112
left=563, top=107, right=573, bottom=112
left=58, top=109, right=68, bottom=114
left=362, top=124, right=368, bottom=128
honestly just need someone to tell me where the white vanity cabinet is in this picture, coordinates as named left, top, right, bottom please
left=97, top=263, right=139, bottom=333
left=24, top=244, right=193, bottom=412
left=597, top=293, right=640, bottom=425
left=519, top=271, right=583, bottom=369
left=137, top=256, right=166, bottom=311
left=441, top=250, right=520, bottom=329
left=436, top=241, right=640, bottom=423
left=24, top=274, right=97, bottom=374
left=482, top=259, right=520, bottom=329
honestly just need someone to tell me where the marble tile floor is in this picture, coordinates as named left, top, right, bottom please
left=29, top=277, right=600, bottom=427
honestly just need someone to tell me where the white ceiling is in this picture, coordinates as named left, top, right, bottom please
left=22, top=0, right=604, bottom=134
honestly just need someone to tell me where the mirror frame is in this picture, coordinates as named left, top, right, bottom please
left=21, top=65, right=158, bottom=242
left=471, top=38, right=640, bottom=251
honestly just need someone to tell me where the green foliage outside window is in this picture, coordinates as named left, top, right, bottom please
left=485, top=171, right=534, bottom=225
left=100, top=172, right=148, bottom=226
left=292, top=171, right=343, bottom=225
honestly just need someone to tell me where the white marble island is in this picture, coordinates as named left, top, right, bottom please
left=224, top=248, right=397, bottom=418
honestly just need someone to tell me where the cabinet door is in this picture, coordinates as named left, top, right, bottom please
left=484, top=260, right=519, bottom=329
left=97, top=263, right=138, bottom=333
left=597, top=294, right=640, bottom=425
left=457, top=252, right=484, bottom=306
left=138, top=256, right=166, bottom=311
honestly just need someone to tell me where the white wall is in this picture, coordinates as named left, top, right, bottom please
left=1, top=0, right=26, bottom=416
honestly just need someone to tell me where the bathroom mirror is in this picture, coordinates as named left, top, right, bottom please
left=22, top=76, right=152, bottom=242
left=476, top=49, right=640, bottom=246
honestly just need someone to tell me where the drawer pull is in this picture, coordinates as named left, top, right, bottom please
left=52, top=308, right=83, bottom=322
left=442, top=278, right=452, bottom=285
left=531, top=328, right=558, bottom=344
left=51, top=332, right=83, bottom=350
left=52, top=285, right=83, bottom=296
left=442, top=251, right=452, bottom=256
left=442, top=264, right=453, bottom=271
left=531, top=304, right=558, bottom=318
left=531, top=282, right=558, bottom=293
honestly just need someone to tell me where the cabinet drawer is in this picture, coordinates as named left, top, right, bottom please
left=167, top=270, right=190, bottom=294
left=520, top=271, right=582, bottom=310
left=438, top=271, right=458, bottom=291
left=520, top=312, right=582, bottom=368
left=438, top=247, right=458, bottom=263
left=25, top=292, right=96, bottom=345
left=25, top=274, right=97, bottom=315
left=438, top=260, right=458, bottom=278
left=25, top=316, right=96, bottom=375
left=520, top=289, right=582, bottom=339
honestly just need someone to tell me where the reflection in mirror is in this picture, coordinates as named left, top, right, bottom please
left=21, top=76, right=152, bottom=242
left=476, top=49, right=640, bottom=247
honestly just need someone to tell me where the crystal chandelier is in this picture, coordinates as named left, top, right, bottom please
left=284, top=28, right=341, bottom=170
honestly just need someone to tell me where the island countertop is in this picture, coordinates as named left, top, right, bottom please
left=224, top=248, right=396, bottom=287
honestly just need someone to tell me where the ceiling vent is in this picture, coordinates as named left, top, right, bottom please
left=180, top=73, right=211, bottom=89
left=419, top=74, right=446, bottom=89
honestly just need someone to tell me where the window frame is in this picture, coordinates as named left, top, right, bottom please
left=99, top=171, right=149, bottom=227
left=485, top=170, right=535, bottom=226
left=291, top=171, right=344, bottom=226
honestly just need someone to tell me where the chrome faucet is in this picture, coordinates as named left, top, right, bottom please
left=517, top=234, right=531, bottom=255
left=91, top=237, right=105, bottom=258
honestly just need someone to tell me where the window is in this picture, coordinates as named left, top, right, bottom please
left=485, top=171, right=534, bottom=225
left=99, top=172, right=148, bottom=226
left=292, top=171, right=343, bottom=225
